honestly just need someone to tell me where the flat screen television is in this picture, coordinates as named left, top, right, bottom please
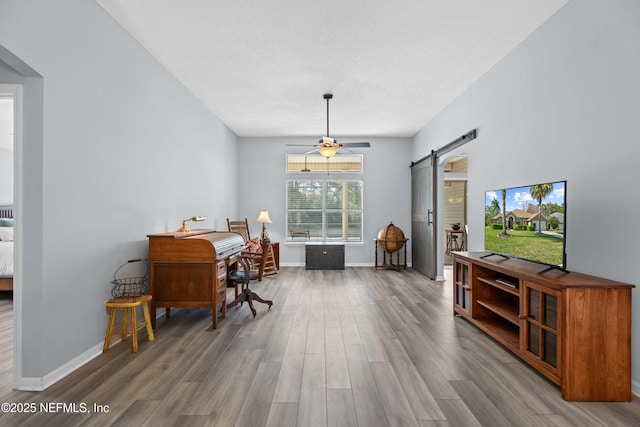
left=484, top=180, right=566, bottom=273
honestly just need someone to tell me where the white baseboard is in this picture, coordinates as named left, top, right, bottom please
left=17, top=343, right=103, bottom=391
left=279, top=262, right=305, bottom=267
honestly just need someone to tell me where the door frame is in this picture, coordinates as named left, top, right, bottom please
left=0, top=83, right=23, bottom=389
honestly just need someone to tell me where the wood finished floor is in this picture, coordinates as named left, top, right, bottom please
left=0, top=268, right=639, bottom=426
left=0, top=292, right=12, bottom=398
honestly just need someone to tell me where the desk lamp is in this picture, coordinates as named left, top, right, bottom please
left=178, top=216, right=206, bottom=233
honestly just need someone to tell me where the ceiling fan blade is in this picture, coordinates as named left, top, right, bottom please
left=340, top=142, right=370, bottom=148
left=335, top=148, right=354, bottom=154
left=286, top=144, right=318, bottom=147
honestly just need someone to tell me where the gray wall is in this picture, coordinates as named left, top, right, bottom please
left=237, top=137, right=412, bottom=266
left=0, top=0, right=238, bottom=384
left=413, top=0, right=640, bottom=393
left=3, top=0, right=638, bottom=396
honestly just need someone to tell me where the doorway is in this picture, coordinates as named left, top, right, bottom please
left=410, top=130, right=476, bottom=281
left=0, top=85, right=17, bottom=395
left=443, top=156, right=468, bottom=265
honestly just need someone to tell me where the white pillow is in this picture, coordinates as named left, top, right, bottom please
left=0, top=227, right=14, bottom=242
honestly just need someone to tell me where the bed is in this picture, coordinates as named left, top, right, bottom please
left=0, top=205, right=14, bottom=291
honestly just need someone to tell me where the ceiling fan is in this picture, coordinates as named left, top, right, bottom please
left=288, top=93, right=370, bottom=158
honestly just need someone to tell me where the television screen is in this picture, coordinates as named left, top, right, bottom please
left=484, top=181, right=566, bottom=270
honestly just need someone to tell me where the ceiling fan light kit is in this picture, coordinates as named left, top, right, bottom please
left=286, top=93, right=370, bottom=158
left=318, top=143, right=339, bottom=158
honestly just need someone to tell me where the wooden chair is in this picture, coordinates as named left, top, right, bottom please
left=227, top=218, right=261, bottom=282
left=227, top=218, right=251, bottom=241
left=227, top=241, right=273, bottom=317
left=227, top=217, right=278, bottom=276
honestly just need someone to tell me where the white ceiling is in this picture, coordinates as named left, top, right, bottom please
left=97, top=0, right=569, bottom=138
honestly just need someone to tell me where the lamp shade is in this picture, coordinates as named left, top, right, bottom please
left=318, top=145, right=338, bottom=158
left=256, top=210, right=272, bottom=224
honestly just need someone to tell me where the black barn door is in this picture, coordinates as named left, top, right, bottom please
left=411, top=152, right=437, bottom=279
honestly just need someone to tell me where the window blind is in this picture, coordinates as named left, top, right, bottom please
left=286, top=180, right=363, bottom=242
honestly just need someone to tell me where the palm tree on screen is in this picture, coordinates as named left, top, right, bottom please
left=530, top=183, right=554, bottom=233
left=499, top=189, right=509, bottom=238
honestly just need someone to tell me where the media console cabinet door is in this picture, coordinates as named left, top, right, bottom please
left=453, top=259, right=471, bottom=315
left=522, top=281, right=560, bottom=383
left=561, top=287, right=632, bottom=401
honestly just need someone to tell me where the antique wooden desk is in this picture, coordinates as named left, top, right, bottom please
left=147, top=229, right=245, bottom=329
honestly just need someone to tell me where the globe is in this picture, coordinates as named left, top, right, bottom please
left=377, top=222, right=406, bottom=253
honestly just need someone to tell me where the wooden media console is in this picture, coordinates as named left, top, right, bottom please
left=453, top=251, right=634, bottom=402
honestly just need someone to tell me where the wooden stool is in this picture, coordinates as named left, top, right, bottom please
left=103, top=294, right=154, bottom=353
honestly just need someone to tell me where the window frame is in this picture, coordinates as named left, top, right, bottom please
left=286, top=179, right=364, bottom=244
left=285, top=154, right=364, bottom=174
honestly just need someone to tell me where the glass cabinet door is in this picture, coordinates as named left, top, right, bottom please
left=454, top=260, right=471, bottom=314
left=523, top=281, right=559, bottom=372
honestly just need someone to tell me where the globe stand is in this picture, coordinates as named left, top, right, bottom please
left=374, top=239, right=409, bottom=271
left=375, top=222, right=408, bottom=271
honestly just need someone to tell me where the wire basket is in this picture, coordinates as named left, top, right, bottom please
left=110, top=259, right=148, bottom=299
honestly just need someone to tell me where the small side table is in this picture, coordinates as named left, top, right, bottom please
left=263, top=241, right=279, bottom=275
left=271, top=242, right=280, bottom=270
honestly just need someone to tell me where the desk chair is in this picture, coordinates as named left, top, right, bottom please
left=227, top=217, right=278, bottom=276
left=227, top=250, right=273, bottom=317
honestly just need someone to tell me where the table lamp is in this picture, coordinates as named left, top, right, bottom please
left=256, top=210, right=272, bottom=243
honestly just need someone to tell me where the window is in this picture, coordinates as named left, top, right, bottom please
left=286, top=154, right=363, bottom=173
left=286, top=180, right=363, bottom=243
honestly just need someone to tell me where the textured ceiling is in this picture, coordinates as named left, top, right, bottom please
left=98, top=0, right=569, bottom=138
